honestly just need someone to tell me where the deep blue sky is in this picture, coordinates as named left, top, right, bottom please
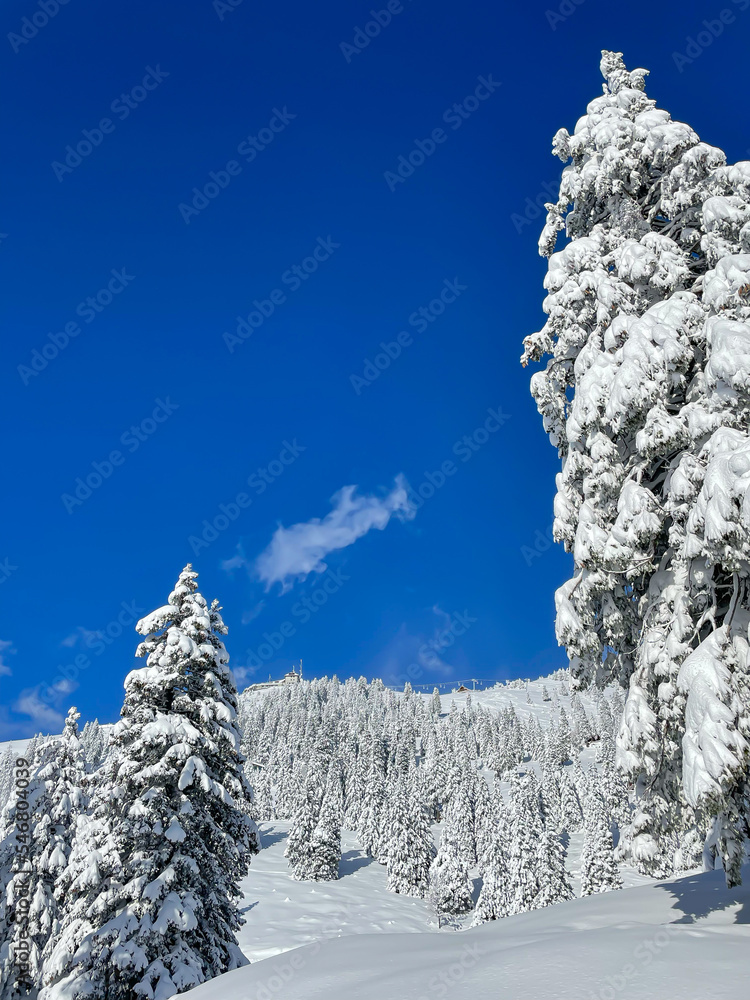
left=1, top=0, right=747, bottom=736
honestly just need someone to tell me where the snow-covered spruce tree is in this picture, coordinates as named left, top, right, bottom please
left=580, top=792, right=623, bottom=896
left=428, top=792, right=474, bottom=922
left=285, top=766, right=320, bottom=880
left=522, top=49, right=750, bottom=882
left=430, top=687, right=442, bottom=719
left=0, top=708, right=88, bottom=998
left=538, top=758, right=562, bottom=833
left=472, top=810, right=509, bottom=925
left=384, top=771, right=434, bottom=897
left=533, top=829, right=573, bottom=909
left=308, top=762, right=343, bottom=881
left=358, top=759, right=386, bottom=859
left=559, top=767, right=584, bottom=833
left=252, top=768, right=274, bottom=823
left=41, top=565, right=258, bottom=1000
left=472, top=771, right=493, bottom=866
left=428, top=851, right=472, bottom=927
left=446, top=770, right=477, bottom=866
left=505, top=774, right=542, bottom=915
left=80, top=719, right=106, bottom=773
left=0, top=747, right=15, bottom=818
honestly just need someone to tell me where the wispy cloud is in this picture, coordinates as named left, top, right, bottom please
left=373, top=606, right=473, bottom=687
left=0, top=639, right=14, bottom=677
left=241, top=601, right=266, bottom=625
left=229, top=475, right=415, bottom=593
left=222, top=543, right=247, bottom=574
left=13, top=679, right=74, bottom=732
left=60, top=625, right=101, bottom=649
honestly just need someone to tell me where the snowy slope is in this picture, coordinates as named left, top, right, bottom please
left=236, top=822, right=433, bottom=962
left=189, top=864, right=750, bottom=1000
left=236, top=816, right=652, bottom=963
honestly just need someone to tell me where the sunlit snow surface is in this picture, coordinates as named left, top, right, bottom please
left=236, top=815, right=653, bottom=964
left=195, top=855, right=750, bottom=1000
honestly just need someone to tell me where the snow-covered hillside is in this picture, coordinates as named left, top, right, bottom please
left=233, top=814, right=652, bottom=964
left=190, top=863, right=750, bottom=1000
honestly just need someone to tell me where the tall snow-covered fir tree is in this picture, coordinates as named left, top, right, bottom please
left=522, top=49, right=750, bottom=884
left=40, top=565, right=258, bottom=1000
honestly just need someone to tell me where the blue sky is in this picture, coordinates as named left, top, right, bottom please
left=1, top=0, right=747, bottom=736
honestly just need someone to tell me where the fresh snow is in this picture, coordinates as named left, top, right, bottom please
left=189, top=864, right=750, bottom=999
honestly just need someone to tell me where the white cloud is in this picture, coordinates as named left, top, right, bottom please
left=0, top=639, right=13, bottom=677
left=247, top=475, right=415, bottom=592
left=14, top=687, right=66, bottom=732
left=231, top=665, right=255, bottom=689
left=222, top=551, right=246, bottom=573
